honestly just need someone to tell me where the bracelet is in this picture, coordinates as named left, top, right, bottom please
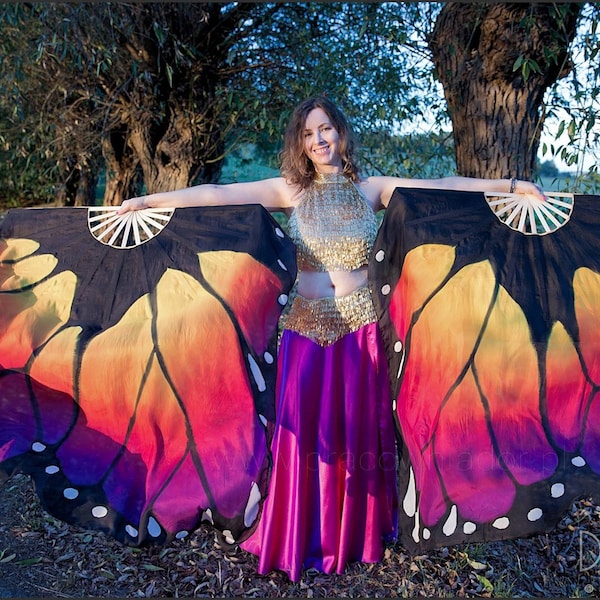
left=509, top=177, right=518, bottom=193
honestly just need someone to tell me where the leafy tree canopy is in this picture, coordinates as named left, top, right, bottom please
left=0, top=2, right=598, bottom=206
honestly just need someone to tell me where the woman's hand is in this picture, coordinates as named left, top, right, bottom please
left=512, top=179, right=547, bottom=201
left=117, top=196, right=148, bottom=215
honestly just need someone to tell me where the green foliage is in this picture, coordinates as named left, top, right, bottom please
left=359, top=129, right=455, bottom=178
left=0, top=3, right=107, bottom=206
left=540, top=3, right=600, bottom=190
left=512, top=54, right=543, bottom=81
left=218, top=2, right=447, bottom=168
left=0, top=2, right=598, bottom=203
left=0, top=2, right=450, bottom=202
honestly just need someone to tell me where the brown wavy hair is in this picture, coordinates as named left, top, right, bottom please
left=280, top=97, right=361, bottom=190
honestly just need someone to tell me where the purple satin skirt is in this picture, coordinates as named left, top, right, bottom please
left=241, top=323, right=398, bottom=581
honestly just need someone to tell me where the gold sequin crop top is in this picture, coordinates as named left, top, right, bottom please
left=287, top=173, right=379, bottom=272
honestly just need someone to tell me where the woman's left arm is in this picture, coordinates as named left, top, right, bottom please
left=373, top=175, right=545, bottom=209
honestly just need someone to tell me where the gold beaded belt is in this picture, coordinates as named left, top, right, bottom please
left=283, top=285, right=377, bottom=347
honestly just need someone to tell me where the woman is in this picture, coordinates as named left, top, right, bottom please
left=119, top=96, right=544, bottom=580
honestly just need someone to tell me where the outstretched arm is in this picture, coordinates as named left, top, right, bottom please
left=117, top=177, right=296, bottom=213
left=371, top=175, right=545, bottom=209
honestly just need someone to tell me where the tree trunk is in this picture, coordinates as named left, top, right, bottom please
left=99, top=3, right=238, bottom=197
left=127, top=98, right=223, bottom=195
left=74, top=169, right=98, bottom=207
left=102, top=130, right=143, bottom=206
left=55, top=158, right=78, bottom=207
left=56, top=155, right=101, bottom=206
left=428, top=2, right=581, bottom=179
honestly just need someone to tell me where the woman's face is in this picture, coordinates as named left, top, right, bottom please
left=302, top=107, right=343, bottom=173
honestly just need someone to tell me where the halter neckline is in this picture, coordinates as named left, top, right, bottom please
left=314, top=171, right=348, bottom=184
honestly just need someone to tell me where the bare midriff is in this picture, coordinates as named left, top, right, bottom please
left=296, top=266, right=369, bottom=299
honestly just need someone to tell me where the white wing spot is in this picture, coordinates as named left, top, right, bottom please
left=572, top=456, right=586, bottom=467
left=32, top=442, right=46, bottom=452
left=443, top=505, right=458, bottom=536
left=63, top=488, right=79, bottom=500
left=411, top=509, right=420, bottom=543
left=396, top=350, right=405, bottom=379
left=551, top=482, right=565, bottom=498
left=528, top=508, right=543, bottom=521
left=492, top=517, right=510, bottom=530
left=45, top=465, right=60, bottom=475
left=381, top=284, right=391, bottom=295
left=125, top=525, right=138, bottom=538
left=278, top=294, right=288, bottom=306
left=223, top=529, right=235, bottom=545
left=463, top=521, right=477, bottom=535
left=92, top=506, right=108, bottom=519
left=176, top=530, right=189, bottom=540
left=375, top=249, right=385, bottom=262
left=147, top=517, right=162, bottom=538
left=264, top=351, right=274, bottom=364
left=244, top=482, right=262, bottom=527
left=248, top=354, right=266, bottom=392
left=402, top=468, right=417, bottom=518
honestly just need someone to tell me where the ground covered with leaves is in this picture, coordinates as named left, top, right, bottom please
left=0, top=475, right=598, bottom=598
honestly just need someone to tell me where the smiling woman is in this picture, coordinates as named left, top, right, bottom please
left=1, top=95, right=557, bottom=583
left=302, top=109, right=341, bottom=168
left=113, top=96, right=546, bottom=580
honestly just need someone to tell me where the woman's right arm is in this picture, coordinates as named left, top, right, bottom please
left=117, top=176, right=295, bottom=213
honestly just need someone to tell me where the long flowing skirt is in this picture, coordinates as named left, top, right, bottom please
left=241, top=322, right=398, bottom=581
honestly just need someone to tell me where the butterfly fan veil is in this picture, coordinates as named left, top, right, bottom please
left=0, top=205, right=297, bottom=546
left=370, top=188, right=600, bottom=551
